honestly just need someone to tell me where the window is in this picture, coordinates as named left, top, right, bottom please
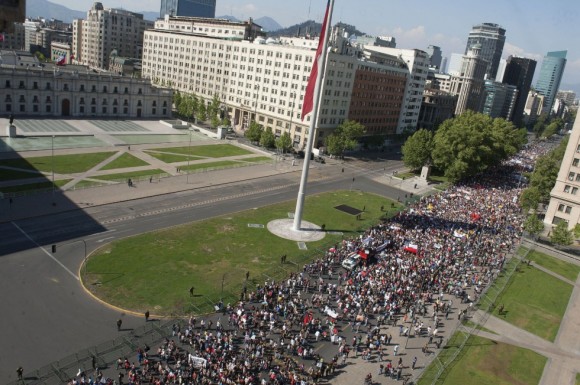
left=564, top=185, right=571, bottom=193
left=80, top=106, right=85, bottom=113
left=573, top=187, right=578, bottom=195
left=5, top=104, right=11, bottom=111
left=91, top=106, right=96, bottom=113
left=5, top=80, right=10, bottom=88
left=558, top=204, right=565, bottom=212
left=19, top=104, right=25, bottom=112
left=577, top=144, right=580, bottom=152
left=33, top=82, right=38, bottom=89
left=63, top=84, right=69, bottom=91
left=19, top=81, right=25, bottom=89
left=102, top=107, right=107, bottom=114
left=574, top=158, right=580, bottom=167
left=566, top=206, right=572, bottom=214
left=152, top=108, right=156, bottom=115
left=46, top=82, right=51, bottom=90
left=91, top=85, right=96, bottom=92
left=80, top=84, right=85, bottom=91
left=569, top=172, right=575, bottom=181
left=46, top=105, right=51, bottom=113
left=124, top=87, right=129, bottom=94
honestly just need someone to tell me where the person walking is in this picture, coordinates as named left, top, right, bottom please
left=16, top=366, right=23, bottom=380
left=145, top=310, right=150, bottom=322
left=117, top=319, right=123, bottom=331
left=412, top=356, right=417, bottom=370
left=393, top=344, right=399, bottom=356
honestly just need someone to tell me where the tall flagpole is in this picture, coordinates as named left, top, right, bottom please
left=293, top=0, right=335, bottom=231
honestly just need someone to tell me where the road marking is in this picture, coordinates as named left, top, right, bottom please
left=86, top=229, right=117, bottom=239
left=12, top=222, right=79, bottom=281
left=96, top=236, right=115, bottom=243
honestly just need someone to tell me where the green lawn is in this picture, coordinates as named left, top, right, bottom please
left=493, top=263, right=573, bottom=341
left=0, top=152, right=116, bottom=174
left=526, top=250, right=580, bottom=282
left=418, top=334, right=546, bottom=385
left=100, top=153, right=149, bottom=170
left=576, top=373, right=580, bottom=385
left=238, top=156, right=272, bottom=163
left=179, top=160, right=244, bottom=172
left=84, top=191, right=402, bottom=315
left=0, top=167, right=42, bottom=182
left=144, top=151, right=203, bottom=163
left=90, top=169, right=167, bottom=182
left=147, top=144, right=253, bottom=158
left=0, top=179, right=71, bottom=193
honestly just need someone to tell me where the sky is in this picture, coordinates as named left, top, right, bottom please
left=48, top=0, right=580, bottom=90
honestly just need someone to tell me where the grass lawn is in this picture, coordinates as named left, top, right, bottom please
left=493, top=263, right=573, bottom=341
left=0, top=167, right=42, bottom=182
left=144, top=151, right=203, bottom=163
left=418, top=334, right=546, bottom=385
left=0, top=152, right=116, bottom=174
left=84, top=191, right=402, bottom=315
left=147, top=144, right=253, bottom=158
left=100, top=153, right=149, bottom=170
left=526, top=250, right=580, bottom=282
left=180, top=160, right=243, bottom=172
left=238, top=156, right=272, bottom=163
left=576, top=373, right=580, bottom=385
left=0, top=179, right=71, bottom=193
left=91, top=169, right=167, bottom=182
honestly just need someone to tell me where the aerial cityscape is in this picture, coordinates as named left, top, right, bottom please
left=0, top=0, right=579, bottom=385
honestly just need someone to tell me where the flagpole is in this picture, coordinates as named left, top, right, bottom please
left=293, top=0, right=335, bottom=231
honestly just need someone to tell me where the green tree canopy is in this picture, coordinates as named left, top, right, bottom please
left=402, top=128, right=433, bottom=170
left=245, top=121, right=263, bottom=144
left=275, top=132, right=293, bottom=153
left=523, top=214, right=544, bottom=237
left=528, top=136, right=568, bottom=201
left=519, top=186, right=541, bottom=212
left=260, top=128, right=275, bottom=148
left=431, top=111, right=526, bottom=182
left=196, top=102, right=207, bottom=122
left=551, top=221, right=573, bottom=246
left=324, top=120, right=366, bottom=157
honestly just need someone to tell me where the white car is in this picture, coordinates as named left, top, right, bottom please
left=341, top=252, right=361, bottom=270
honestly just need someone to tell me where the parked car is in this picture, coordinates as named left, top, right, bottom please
left=341, top=252, right=361, bottom=270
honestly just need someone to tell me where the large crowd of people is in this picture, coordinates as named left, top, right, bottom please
left=70, top=138, right=557, bottom=385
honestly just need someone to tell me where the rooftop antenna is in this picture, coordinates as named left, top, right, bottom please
left=307, top=0, right=311, bottom=20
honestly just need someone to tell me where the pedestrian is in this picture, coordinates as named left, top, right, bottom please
left=16, top=366, right=23, bottom=380
left=393, top=344, right=399, bottom=356
left=118, top=372, right=124, bottom=385
left=117, top=319, right=123, bottom=331
left=380, top=205, right=384, bottom=212
left=145, top=310, right=150, bottom=322
left=149, top=176, right=153, bottom=183
left=128, top=145, right=130, bottom=151
left=412, top=356, right=417, bottom=370
left=189, top=286, right=194, bottom=297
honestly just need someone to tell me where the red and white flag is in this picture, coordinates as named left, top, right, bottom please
left=56, top=54, right=66, bottom=66
left=301, top=0, right=331, bottom=121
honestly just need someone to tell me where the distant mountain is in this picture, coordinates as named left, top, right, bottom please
left=27, top=0, right=85, bottom=22
left=217, top=15, right=241, bottom=23
left=268, top=20, right=365, bottom=38
left=254, top=17, right=282, bottom=32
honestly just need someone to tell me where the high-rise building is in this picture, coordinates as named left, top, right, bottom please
left=545, top=114, right=580, bottom=229
left=160, top=0, right=216, bottom=18
left=464, top=22, right=506, bottom=80
left=502, top=56, right=537, bottom=127
left=556, top=90, right=577, bottom=107
left=426, top=45, right=442, bottom=70
left=450, top=44, right=488, bottom=115
left=72, top=2, right=153, bottom=69
left=535, top=50, right=567, bottom=115
left=481, top=80, right=517, bottom=120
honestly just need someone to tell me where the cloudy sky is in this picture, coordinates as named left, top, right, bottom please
left=47, top=0, right=580, bottom=90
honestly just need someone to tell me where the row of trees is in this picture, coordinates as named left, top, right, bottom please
left=402, top=111, right=527, bottom=182
left=245, top=121, right=293, bottom=153
left=173, top=92, right=231, bottom=129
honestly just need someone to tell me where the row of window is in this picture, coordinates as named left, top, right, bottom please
left=4, top=103, right=166, bottom=115
left=563, top=184, right=578, bottom=195
left=568, top=172, right=580, bottom=182
left=557, top=204, right=573, bottom=214
left=3, top=80, right=141, bottom=94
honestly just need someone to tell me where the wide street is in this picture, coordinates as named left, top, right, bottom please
left=0, top=154, right=413, bottom=381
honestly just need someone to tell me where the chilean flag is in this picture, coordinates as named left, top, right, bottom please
left=301, top=0, right=332, bottom=121
left=56, top=54, right=66, bottom=66
left=404, top=243, right=418, bottom=254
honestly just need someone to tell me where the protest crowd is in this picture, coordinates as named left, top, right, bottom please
left=69, top=139, right=556, bottom=385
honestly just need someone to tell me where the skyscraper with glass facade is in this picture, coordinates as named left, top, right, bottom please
left=502, top=56, right=536, bottom=127
left=535, top=50, right=567, bottom=115
left=160, top=0, right=216, bottom=18
left=464, top=22, right=506, bottom=80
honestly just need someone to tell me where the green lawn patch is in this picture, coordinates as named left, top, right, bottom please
left=0, top=167, right=42, bottom=182
left=144, top=151, right=203, bottom=163
left=100, top=153, right=149, bottom=170
left=83, top=191, right=403, bottom=315
left=180, top=160, right=242, bottom=172
left=91, top=169, right=167, bottom=182
left=147, top=144, right=252, bottom=158
left=418, top=334, right=546, bottom=385
left=0, top=152, right=116, bottom=174
left=527, top=250, right=580, bottom=282
left=238, top=156, right=272, bottom=163
left=0, top=179, right=71, bottom=193
left=493, top=263, right=573, bottom=341
left=576, top=372, right=580, bottom=385
left=397, top=172, right=415, bottom=180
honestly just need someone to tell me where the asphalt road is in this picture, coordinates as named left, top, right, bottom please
left=0, top=160, right=405, bottom=381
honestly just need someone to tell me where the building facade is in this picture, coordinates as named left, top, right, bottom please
left=450, top=44, right=488, bottom=115
left=556, top=90, right=577, bottom=107
left=142, top=17, right=424, bottom=148
left=426, top=45, right=442, bottom=70
left=535, top=50, right=567, bottom=115
left=73, top=2, right=153, bottom=70
left=523, top=91, right=545, bottom=126
left=0, top=50, right=172, bottom=119
left=502, top=56, right=537, bottom=127
left=464, top=22, right=506, bottom=80
left=545, top=114, right=580, bottom=229
left=480, top=80, right=517, bottom=120
left=160, top=0, right=216, bottom=18
left=418, top=88, right=457, bottom=131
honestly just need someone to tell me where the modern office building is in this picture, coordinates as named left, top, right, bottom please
left=480, top=80, right=517, bottom=120
left=450, top=44, right=488, bottom=115
left=556, top=90, right=577, bottom=107
left=426, top=45, right=442, bottom=70
left=0, top=50, right=172, bottom=118
left=464, top=22, right=506, bottom=80
left=142, top=16, right=425, bottom=148
left=160, top=0, right=216, bottom=18
left=72, top=2, right=153, bottom=69
left=545, top=114, right=580, bottom=229
left=502, top=56, right=537, bottom=127
left=523, top=91, right=545, bottom=126
left=535, top=50, right=567, bottom=115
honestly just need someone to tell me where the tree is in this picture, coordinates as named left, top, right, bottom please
left=533, top=113, right=548, bottom=138
left=431, top=111, right=525, bottom=182
left=401, top=128, right=433, bottom=170
left=208, top=95, right=221, bottom=122
left=574, top=224, right=580, bottom=239
left=523, top=214, right=544, bottom=238
left=551, top=221, right=573, bottom=246
left=519, top=186, right=541, bottom=212
left=196, top=102, right=207, bottom=122
left=260, top=128, right=275, bottom=148
left=324, top=119, right=366, bottom=157
left=211, top=115, right=221, bottom=129
left=275, top=132, right=293, bottom=154
left=528, top=137, right=568, bottom=201
left=222, top=117, right=231, bottom=127
left=173, top=90, right=182, bottom=109
left=245, top=121, right=263, bottom=144
left=542, top=121, right=560, bottom=138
